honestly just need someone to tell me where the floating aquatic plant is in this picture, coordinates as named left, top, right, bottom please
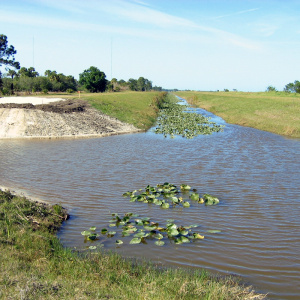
left=123, top=182, right=220, bottom=209
left=81, top=213, right=209, bottom=248
left=154, top=96, right=224, bottom=139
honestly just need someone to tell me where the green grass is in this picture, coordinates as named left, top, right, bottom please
left=0, top=189, right=265, bottom=299
left=175, top=91, right=300, bottom=138
left=80, top=91, right=162, bottom=130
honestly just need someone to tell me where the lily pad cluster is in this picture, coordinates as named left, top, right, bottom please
left=154, top=97, right=224, bottom=139
left=82, top=213, right=206, bottom=249
left=123, top=182, right=220, bottom=209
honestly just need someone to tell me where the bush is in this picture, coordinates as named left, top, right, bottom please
left=66, top=88, right=74, bottom=94
left=0, top=87, right=11, bottom=95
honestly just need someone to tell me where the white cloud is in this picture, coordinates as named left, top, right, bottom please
left=0, top=0, right=262, bottom=51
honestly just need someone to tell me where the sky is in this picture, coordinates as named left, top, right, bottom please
left=1, top=0, right=300, bottom=91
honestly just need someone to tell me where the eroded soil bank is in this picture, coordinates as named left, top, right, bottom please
left=0, top=99, right=140, bottom=139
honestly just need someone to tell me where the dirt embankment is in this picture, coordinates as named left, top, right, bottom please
left=0, top=99, right=140, bottom=139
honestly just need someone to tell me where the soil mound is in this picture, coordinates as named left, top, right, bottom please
left=0, top=99, right=88, bottom=113
left=0, top=99, right=140, bottom=139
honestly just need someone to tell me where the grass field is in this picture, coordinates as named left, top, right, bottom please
left=0, top=189, right=265, bottom=299
left=80, top=91, right=162, bottom=130
left=175, top=91, right=300, bottom=138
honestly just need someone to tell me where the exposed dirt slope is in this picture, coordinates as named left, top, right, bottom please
left=0, top=99, right=140, bottom=139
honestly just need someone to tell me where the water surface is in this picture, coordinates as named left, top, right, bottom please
left=0, top=105, right=299, bottom=299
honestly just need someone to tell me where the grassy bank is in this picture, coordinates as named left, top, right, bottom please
left=175, top=91, right=300, bottom=138
left=80, top=91, right=163, bottom=130
left=0, top=189, right=264, bottom=299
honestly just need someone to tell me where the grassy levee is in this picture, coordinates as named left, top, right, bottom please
left=0, top=189, right=265, bottom=299
left=175, top=91, right=300, bottom=138
left=80, top=91, right=162, bottom=130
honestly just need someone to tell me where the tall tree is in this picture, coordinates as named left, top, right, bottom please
left=18, top=67, right=39, bottom=78
left=128, top=78, right=137, bottom=91
left=0, top=34, right=20, bottom=89
left=7, top=69, right=18, bottom=94
left=284, top=80, right=300, bottom=93
left=79, top=66, right=107, bottom=92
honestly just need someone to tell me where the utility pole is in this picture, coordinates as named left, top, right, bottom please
left=33, top=36, right=35, bottom=68
left=111, top=37, right=113, bottom=80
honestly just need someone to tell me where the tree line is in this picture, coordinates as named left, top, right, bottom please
left=0, top=34, right=162, bottom=95
left=1, top=34, right=299, bottom=95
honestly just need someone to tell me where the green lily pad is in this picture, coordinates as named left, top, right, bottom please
left=179, top=230, right=189, bottom=236
left=87, top=234, right=99, bottom=241
left=134, top=232, right=148, bottom=238
left=101, top=228, right=108, bottom=234
left=122, top=232, right=131, bottom=237
left=186, top=224, right=198, bottom=229
left=206, top=230, right=221, bottom=234
left=183, top=201, right=190, bottom=207
left=190, top=193, right=200, bottom=201
left=155, top=240, right=165, bottom=246
left=180, top=236, right=190, bottom=243
left=89, top=226, right=96, bottom=231
left=154, top=233, right=164, bottom=240
left=81, top=231, right=91, bottom=236
left=89, top=245, right=97, bottom=250
left=116, top=240, right=123, bottom=245
left=168, top=229, right=179, bottom=237
left=130, top=196, right=137, bottom=202
left=130, top=237, right=142, bottom=244
left=193, top=233, right=204, bottom=239
left=174, top=238, right=183, bottom=244
left=180, top=184, right=191, bottom=191
left=161, top=202, right=170, bottom=209
left=203, top=194, right=219, bottom=205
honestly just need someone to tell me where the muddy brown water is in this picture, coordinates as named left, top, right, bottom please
left=0, top=102, right=299, bottom=299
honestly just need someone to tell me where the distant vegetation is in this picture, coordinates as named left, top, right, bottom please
left=0, top=64, right=161, bottom=96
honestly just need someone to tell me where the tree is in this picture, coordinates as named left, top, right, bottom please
left=79, top=66, right=107, bottom=93
left=7, top=69, right=18, bottom=94
left=137, top=77, right=146, bottom=91
left=128, top=78, right=137, bottom=91
left=266, top=85, right=277, bottom=92
left=284, top=80, right=300, bottom=93
left=0, top=34, right=20, bottom=89
left=18, top=67, right=39, bottom=78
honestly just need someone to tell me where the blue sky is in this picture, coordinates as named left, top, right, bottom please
left=1, top=0, right=300, bottom=91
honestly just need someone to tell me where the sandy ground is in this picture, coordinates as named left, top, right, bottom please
left=0, top=96, right=64, bottom=105
left=0, top=97, right=140, bottom=139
